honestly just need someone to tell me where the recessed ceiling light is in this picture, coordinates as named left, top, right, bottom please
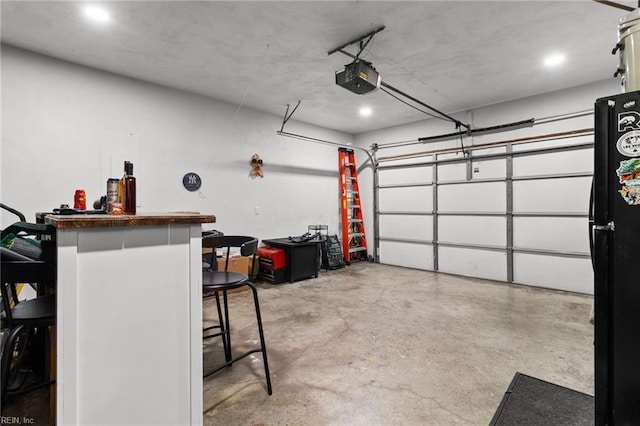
left=359, top=107, right=372, bottom=117
left=543, top=53, right=565, bottom=68
left=83, top=6, right=110, bottom=23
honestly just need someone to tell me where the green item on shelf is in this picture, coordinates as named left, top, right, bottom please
left=1, top=232, right=42, bottom=259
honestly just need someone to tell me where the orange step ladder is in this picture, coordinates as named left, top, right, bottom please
left=338, top=148, right=368, bottom=263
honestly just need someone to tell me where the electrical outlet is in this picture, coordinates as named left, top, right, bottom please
left=254, top=206, right=260, bottom=215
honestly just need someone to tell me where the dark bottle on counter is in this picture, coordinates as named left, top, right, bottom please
left=118, top=161, right=128, bottom=209
left=123, top=161, right=136, bottom=215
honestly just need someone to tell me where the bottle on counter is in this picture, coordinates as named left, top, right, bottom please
left=118, top=161, right=128, bottom=210
left=123, top=161, right=136, bottom=215
left=106, top=178, right=119, bottom=213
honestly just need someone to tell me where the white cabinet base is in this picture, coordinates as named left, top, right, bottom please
left=55, top=223, right=203, bottom=425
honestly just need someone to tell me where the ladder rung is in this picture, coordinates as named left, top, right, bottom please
left=347, top=205, right=361, bottom=209
left=349, top=233, right=365, bottom=237
left=348, top=219, right=363, bottom=223
left=349, top=247, right=367, bottom=253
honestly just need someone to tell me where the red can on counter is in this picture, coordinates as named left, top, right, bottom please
left=74, top=189, right=87, bottom=210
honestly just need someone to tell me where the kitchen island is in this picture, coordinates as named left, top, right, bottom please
left=45, top=212, right=215, bottom=426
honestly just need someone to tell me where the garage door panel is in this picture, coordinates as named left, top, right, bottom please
left=379, top=240, right=433, bottom=270
left=439, top=216, right=506, bottom=246
left=438, top=182, right=506, bottom=212
left=514, top=254, right=593, bottom=294
left=378, top=166, right=432, bottom=186
left=379, top=215, right=432, bottom=241
left=438, top=247, right=507, bottom=282
left=379, top=186, right=432, bottom=211
left=513, top=177, right=591, bottom=213
left=514, top=217, right=589, bottom=253
left=513, top=149, right=593, bottom=177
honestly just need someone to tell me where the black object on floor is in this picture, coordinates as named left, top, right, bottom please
left=489, top=372, right=594, bottom=426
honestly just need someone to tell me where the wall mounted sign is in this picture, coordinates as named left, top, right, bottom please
left=183, top=172, right=202, bottom=191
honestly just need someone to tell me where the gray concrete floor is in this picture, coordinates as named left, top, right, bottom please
left=203, top=262, right=594, bottom=426
left=3, top=262, right=593, bottom=425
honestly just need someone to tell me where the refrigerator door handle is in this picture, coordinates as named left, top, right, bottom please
left=594, top=221, right=616, bottom=232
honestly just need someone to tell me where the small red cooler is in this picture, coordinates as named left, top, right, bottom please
left=257, top=246, right=287, bottom=284
left=257, top=246, right=286, bottom=269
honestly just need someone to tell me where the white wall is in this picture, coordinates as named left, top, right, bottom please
left=1, top=44, right=622, bottom=294
left=1, top=45, right=352, bottom=240
left=353, top=79, right=622, bottom=294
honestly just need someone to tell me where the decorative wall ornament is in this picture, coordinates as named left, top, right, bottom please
left=183, top=172, right=202, bottom=191
left=249, top=153, right=264, bottom=179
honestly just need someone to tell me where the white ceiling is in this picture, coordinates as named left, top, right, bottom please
left=0, top=1, right=636, bottom=134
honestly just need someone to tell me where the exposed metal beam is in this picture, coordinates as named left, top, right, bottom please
left=416, top=119, right=534, bottom=144
left=279, top=100, right=301, bottom=132
left=380, top=81, right=471, bottom=131
left=276, top=131, right=374, bottom=166
left=377, top=141, right=594, bottom=169
left=377, top=128, right=593, bottom=162
left=327, top=26, right=386, bottom=58
left=593, top=0, right=636, bottom=11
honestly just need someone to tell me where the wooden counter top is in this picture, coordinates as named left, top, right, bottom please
left=44, top=212, right=216, bottom=229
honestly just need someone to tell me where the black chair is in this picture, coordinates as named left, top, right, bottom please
left=202, top=235, right=272, bottom=395
left=1, top=225, right=57, bottom=409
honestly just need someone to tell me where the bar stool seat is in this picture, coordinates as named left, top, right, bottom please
left=203, top=271, right=248, bottom=289
left=2, top=293, right=56, bottom=323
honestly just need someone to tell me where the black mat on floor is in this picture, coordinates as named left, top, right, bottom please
left=489, top=372, right=594, bottom=426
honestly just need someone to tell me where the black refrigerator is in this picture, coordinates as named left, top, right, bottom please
left=594, top=90, right=640, bottom=426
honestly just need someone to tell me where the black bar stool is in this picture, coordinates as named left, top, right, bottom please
left=202, top=235, right=272, bottom=395
left=1, top=230, right=56, bottom=410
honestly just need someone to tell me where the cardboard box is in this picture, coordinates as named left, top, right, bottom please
left=217, top=255, right=249, bottom=274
